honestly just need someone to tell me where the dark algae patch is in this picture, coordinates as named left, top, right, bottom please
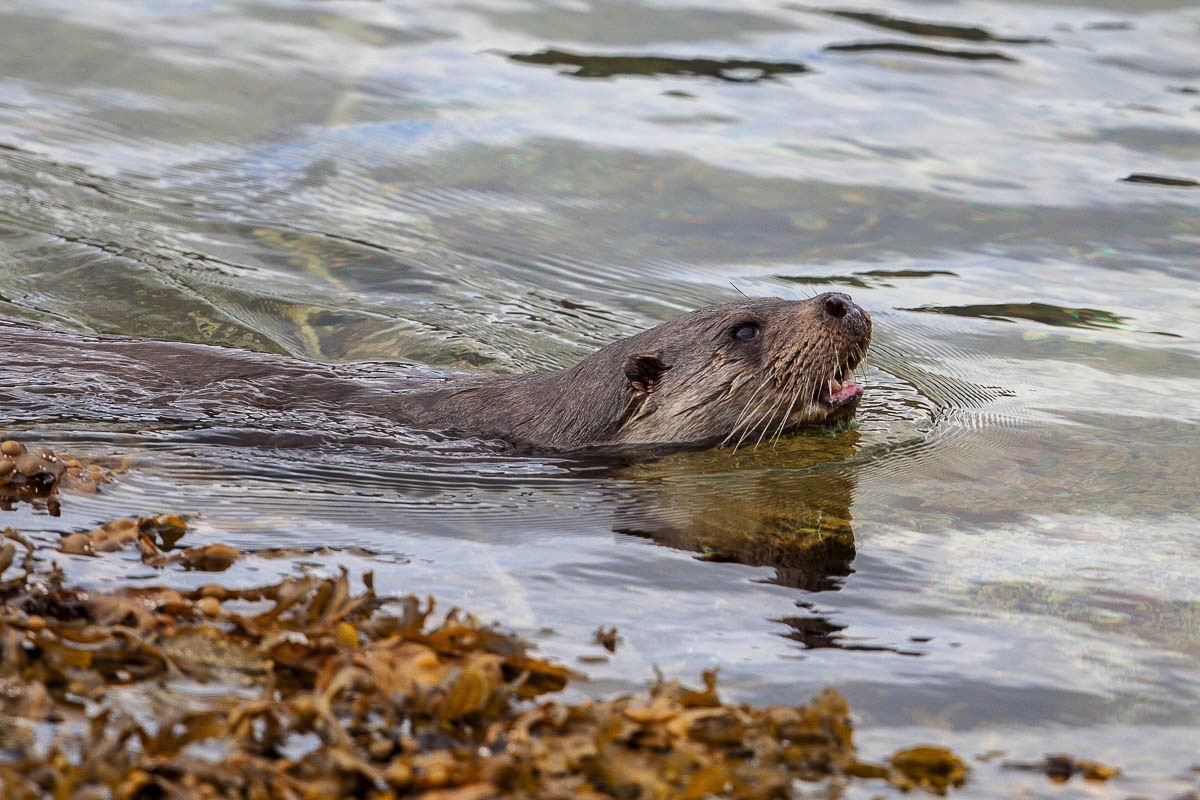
left=776, top=612, right=926, bottom=656
left=824, top=42, right=1019, bottom=63
left=801, top=5, right=1043, bottom=64
left=904, top=302, right=1128, bottom=330
left=508, top=49, right=809, bottom=82
left=1121, top=172, right=1199, bottom=188
left=778, top=269, right=958, bottom=289
left=820, top=9, right=1049, bottom=44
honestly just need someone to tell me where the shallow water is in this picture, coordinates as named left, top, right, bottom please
left=1, top=0, right=1199, bottom=796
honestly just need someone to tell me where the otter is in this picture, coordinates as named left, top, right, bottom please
left=0, top=293, right=870, bottom=456
left=384, top=292, right=871, bottom=453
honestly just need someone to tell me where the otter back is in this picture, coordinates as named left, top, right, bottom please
left=1, top=293, right=870, bottom=456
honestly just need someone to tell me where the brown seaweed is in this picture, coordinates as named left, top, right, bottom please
left=1, top=514, right=964, bottom=799
left=0, top=438, right=117, bottom=514
left=0, top=436, right=980, bottom=797
left=1003, top=753, right=1121, bottom=782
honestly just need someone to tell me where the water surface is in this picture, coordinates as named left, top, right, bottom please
left=1, top=0, right=1198, bottom=796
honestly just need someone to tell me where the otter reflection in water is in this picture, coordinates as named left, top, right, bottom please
left=390, top=292, right=871, bottom=453
left=618, top=435, right=863, bottom=592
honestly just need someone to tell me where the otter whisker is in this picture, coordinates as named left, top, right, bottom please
left=734, top=399, right=777, bottom=451
left=729, top=388, right=780, bottom=452
left=722, top=376, right=773, bottom=448
left=755, top=395, right=788, bottom=448
left=756, top=367, right=798, bottom=447
left=772, top=384, right=804, bottom=444
left=760, top=365, right=796, bottom=446
left=750, top=390, right=784, bottom=449
left=800, top=367, right=822, bottom=417
left=731, top=375, right=772, bottom=428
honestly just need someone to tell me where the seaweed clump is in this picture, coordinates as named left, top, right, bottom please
left=0, top=524, right=967, bottom=799
left=1002, top=753, right=1120, bottom=782
left=0, top=438, right=115, bottom=514
left=1, top=437, right=969, bottom=797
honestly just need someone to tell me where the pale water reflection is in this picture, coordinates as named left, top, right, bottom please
left=1, top=0, right=1198, bottom=796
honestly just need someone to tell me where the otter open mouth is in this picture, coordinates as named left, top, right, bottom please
left=817, top=360, right=864, bottom=410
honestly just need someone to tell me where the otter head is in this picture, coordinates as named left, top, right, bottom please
left=610, top=293, right=872, bottom=449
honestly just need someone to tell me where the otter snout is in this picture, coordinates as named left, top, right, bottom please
left=813, top=292, right=871, bottom=336
left=820, top=292, right=852, bottom=319
left=816, top=291, right=860, bottom=320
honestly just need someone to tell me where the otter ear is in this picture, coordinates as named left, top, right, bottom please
left=624, top=352, right=671, bottom=394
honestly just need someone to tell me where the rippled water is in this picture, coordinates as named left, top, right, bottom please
left=2, top=0, right=1198, bottom=796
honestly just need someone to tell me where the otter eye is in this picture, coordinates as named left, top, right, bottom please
left=733, top=323, right=760, bottom=341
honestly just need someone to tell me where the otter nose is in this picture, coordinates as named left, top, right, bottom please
left=818, top=292, right=855, bottom=320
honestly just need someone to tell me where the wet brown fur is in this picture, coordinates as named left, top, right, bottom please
left=389, top=293, right=871, bottom=452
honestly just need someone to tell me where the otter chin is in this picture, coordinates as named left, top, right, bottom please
left=389, top=292, right=872, bottom=453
